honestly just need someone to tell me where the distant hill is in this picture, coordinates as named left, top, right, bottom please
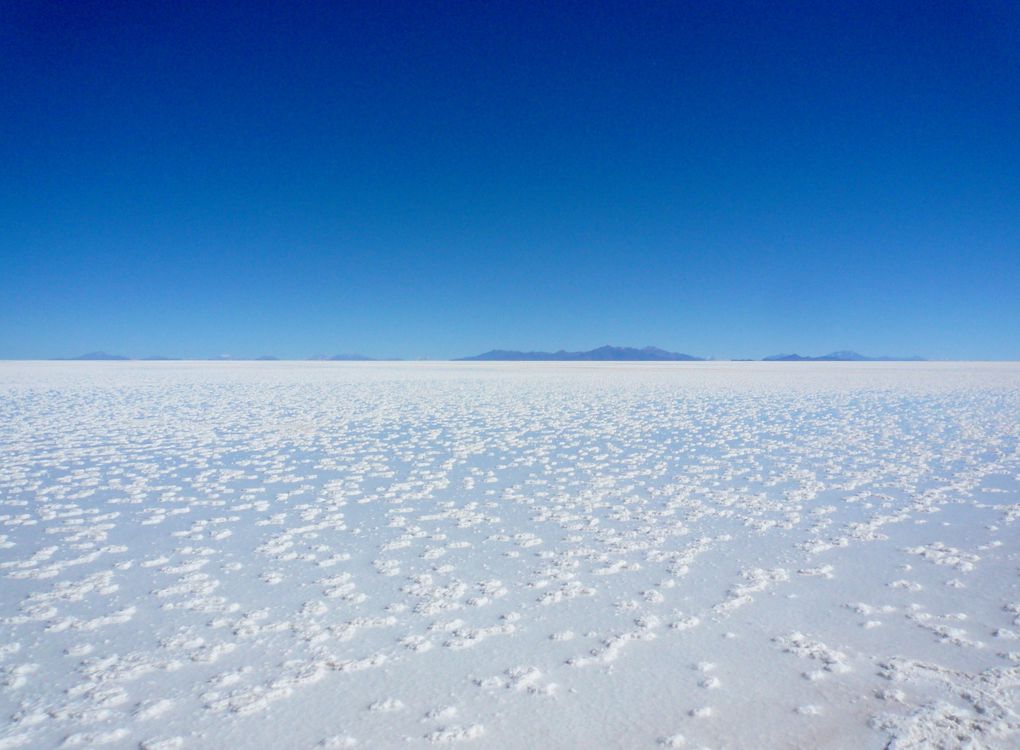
left=763, top=351, right=925, bottom=362
left=458, top=345, right=703, bottom=362
left=69, top=352, right=130, bottom=361
left=307, top=353, right=376, bottom=361
left=46, top=348, right=923, bottom=363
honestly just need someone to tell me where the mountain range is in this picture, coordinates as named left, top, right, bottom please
left=68, top=352, right=131, bottom=361
left=457, top=345, right=703, bottom=361
left=55, top=348, right=926, bottom=362
left=762, top=351, right=925, bottom=362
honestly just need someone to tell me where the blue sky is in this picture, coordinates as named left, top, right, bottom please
left=2, top=1, right=1018, bottom=359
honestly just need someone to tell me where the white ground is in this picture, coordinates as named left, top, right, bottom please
left=0, top=361, right=1018, bottom=750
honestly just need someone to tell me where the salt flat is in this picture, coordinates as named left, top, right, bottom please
left=0, top=361, right=1018, bottom=749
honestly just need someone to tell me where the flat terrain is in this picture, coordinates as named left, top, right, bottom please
left=0, top=362, right=1018, bottom=749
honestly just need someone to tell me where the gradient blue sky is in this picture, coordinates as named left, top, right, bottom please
left=2, top=1, right=1018, bottom=359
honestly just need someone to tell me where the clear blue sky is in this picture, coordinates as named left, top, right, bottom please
left=2, top=1, right=1018, bottom=359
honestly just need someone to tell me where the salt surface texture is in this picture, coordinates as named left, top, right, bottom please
left=0, top=361, right=1018, bottom=749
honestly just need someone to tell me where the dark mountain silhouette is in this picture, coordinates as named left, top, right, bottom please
left=458, top=345, right=703, bottom=361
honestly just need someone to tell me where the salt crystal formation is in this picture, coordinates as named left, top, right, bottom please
left=0, top=361, right=1018, bottom=748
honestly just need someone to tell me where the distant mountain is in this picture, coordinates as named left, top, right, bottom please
left=307, top=353, right=376, bottom=361
left=69, top=352, right=130, bottom=361
left=762, top=353, right=814, bottom=361
left=141, top=355, right=177, bottom=361
left=763, top=351, right=925, bottom=362
left=255, top=355, right=279, bottom=361
left=458, top=345, right=703, bottom=362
